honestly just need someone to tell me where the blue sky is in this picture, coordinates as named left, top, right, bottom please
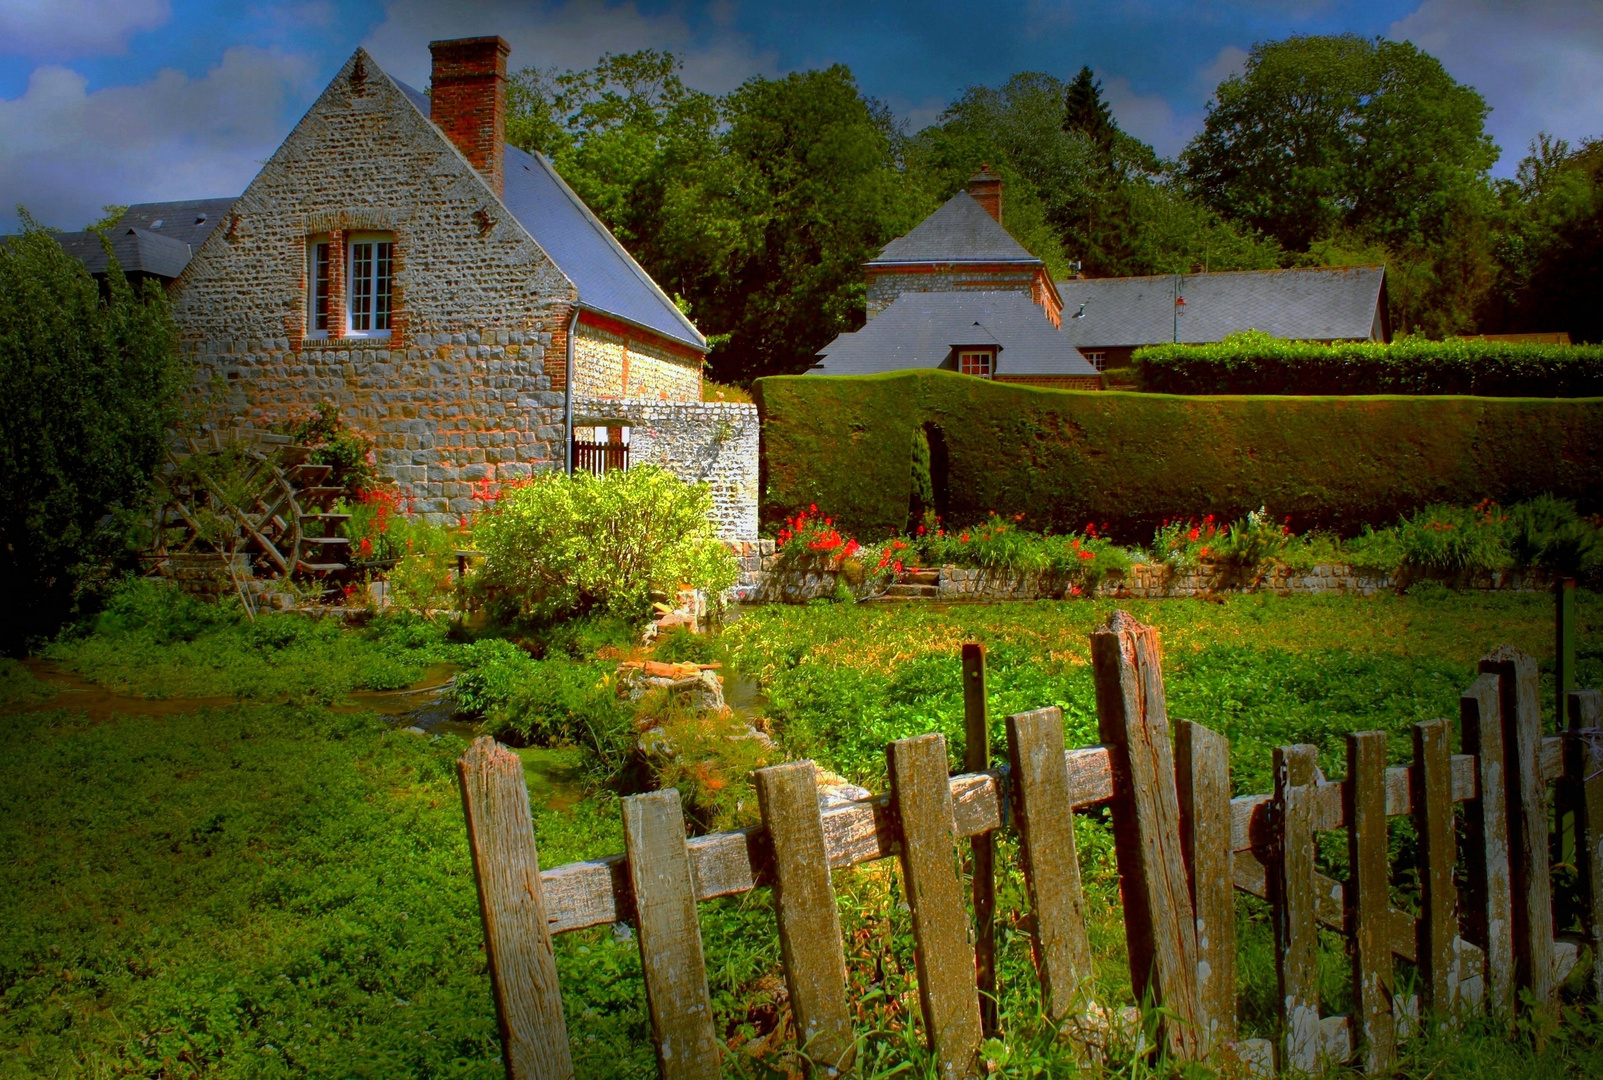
left=3, top=0, right=1602, bottom=232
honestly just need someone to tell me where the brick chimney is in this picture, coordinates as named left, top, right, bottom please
left=429, top=36, right=510, bottom=196
left=968, top=165, right=1002, bottom=225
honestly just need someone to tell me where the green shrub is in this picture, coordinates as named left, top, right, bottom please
left=474, top=466, right=737, bottom=622
left=1134, top=330, right=1603, bottom=396
left=0, top=218, right=189, bottom=652
left=752, top=369, right=1603, bottom=541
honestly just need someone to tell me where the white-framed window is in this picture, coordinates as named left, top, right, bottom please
left=1083, top=350, right=1107, bottom=371
left=958, top=349, right=994, bottom=378
left=346, top=233, right=393, bottom=337
left=307, top=237, right=331, bottom=338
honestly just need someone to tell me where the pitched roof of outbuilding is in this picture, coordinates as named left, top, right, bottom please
left=395, top=79, right=705, bottom=352
left=1054, top=265, right=1388, bottom=348
left=813, top=291, right=1097, bottom=377
left=868, top=191, right=1042, bottom=266
left=53, top=198, right=236, bottom=278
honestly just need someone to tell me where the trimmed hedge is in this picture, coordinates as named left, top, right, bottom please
left=752, top=370, right=1603, bottom=542
left=1134, top=332, right=1603, bottom=396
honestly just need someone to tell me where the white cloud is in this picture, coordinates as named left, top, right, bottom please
left=362, top=0, right=778, bottom=94
left=1390, top=0, right=1603, bottom=175
left=0, top=46, right=313, bottom=231
left=1196, top=45, right=1248, bottom=96
left=0, top=0, right=170, bottom=59
left=1100, top=73, right=1197, bottom=159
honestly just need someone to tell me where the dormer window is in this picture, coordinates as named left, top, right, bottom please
left=149, top=219, right=164, bottom=228
left=958, top=349, right=994, bottom=378
left=347, top=234, right=393, bottom=337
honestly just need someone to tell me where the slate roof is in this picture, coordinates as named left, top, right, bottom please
left=868, top=191, right=1042, bottom=266
left=813, top=291, right=1098, bottom=377
left=1054, top=265, right=1388, bottom=348
left=52, top=198, right=235, bottom=279
left=395, top=79, right=705, bottom=352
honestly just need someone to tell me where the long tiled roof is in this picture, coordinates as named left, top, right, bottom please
left=1054, top=265, right=1387, bottom=347
left=868, top=191, right=1041, bottom=266
left=813, top=291, right=1096, bottom=377
left=53, top=198, right=236, bottom=278
left=396, top=79, right=704, bottom=352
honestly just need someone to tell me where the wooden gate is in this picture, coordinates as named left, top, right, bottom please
left=458, top=609, right=1603, bottom=1078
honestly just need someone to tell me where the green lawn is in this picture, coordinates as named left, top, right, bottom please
left=4, top=590, right=1602, bottom=1077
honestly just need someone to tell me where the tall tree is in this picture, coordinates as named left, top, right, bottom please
left=1183, top=35, right=1498, bottom=253
left=1062, top=66, right=1115, bottom=157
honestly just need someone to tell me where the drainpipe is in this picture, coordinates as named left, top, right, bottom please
left=564, top=304, right=579, bottom=475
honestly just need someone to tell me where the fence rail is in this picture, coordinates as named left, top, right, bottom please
left=458, top=609, right=1603, bottom=1078
left=571, top=439, right=628, bottom=476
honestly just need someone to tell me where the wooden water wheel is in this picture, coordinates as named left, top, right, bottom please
left=148, top=428, right=352, bottom=582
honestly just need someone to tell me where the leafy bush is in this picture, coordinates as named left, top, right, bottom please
left=274, top=401, right=375, bottom=498
left=1134, top=330, right=1603, bottom=396
left=916, top=514, right=1131, bottom=591
left=474, top=466, right=737, bottom=622
left=752, top=369, right=1603, bottom=542
left=0, top=219, right=189, bottom=652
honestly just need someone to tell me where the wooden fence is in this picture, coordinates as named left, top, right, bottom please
left=457, top=609, right=1603, bottom=1078
left=572, top=439, right=629, bottom=477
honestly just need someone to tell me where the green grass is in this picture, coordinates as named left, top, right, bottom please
left=5, top=590, right=1603, bottom=1076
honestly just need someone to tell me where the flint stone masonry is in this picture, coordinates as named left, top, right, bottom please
left=169, top=49, right=576, bottom=516
left=573, top=315, right=702, bottom=402
left=865, top=265, right=1041, bottom=319
left=573, top=398, right=759, bottom=541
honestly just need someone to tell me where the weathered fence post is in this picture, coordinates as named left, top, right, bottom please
left=1412, top=718, right=1459, bottom=1023
left=1461, top=673, right=1515, bottom=1019
left=1482, top=647, right=1555, bottom=1006
left=1568, top=689, right=1603, bottom=1003
left=1089, top=611, right=1203, bottom=1061
left=753, top=761, right=855, bottom=1076
left=457, top=737, right=575, bottom=1080
left=1272, top=744, right=1321, bottom=1072
left=1006, top=706, right=1092, bottom=1023
left=1347, top=731, right=1395, bottom=1073
left=887, top=733, right=984, bottom=1080
left=962, top=643, right=998, bottom=1037
left=1176, top=720, right=1235, bottom=1056
left=622, top=789, right=722, bottom=1080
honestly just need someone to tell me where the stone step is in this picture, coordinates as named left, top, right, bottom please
left=901, top=570, right=940, bottom=585
left=883, top=583, right=939, bottom=599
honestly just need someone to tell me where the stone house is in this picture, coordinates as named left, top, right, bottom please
left=157, top=36, right=756, bottom=538
left=812, top=169, right=1101, bottom=389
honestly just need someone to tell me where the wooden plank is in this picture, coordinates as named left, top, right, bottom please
left=1461, top=672, right=1515, bottom=1019
left=1275, top=744, right=1322, bottom=1074
left=1413, top=719, right=1459, bottom=1023
left=1177, top=721, right=1236, bottom=1054
left=961, top=643, right=997, bottom=1037
left=1482, top=648, right=1556, bottom=1006
left=753, top=762, right=854, bottom=1075
left=1006, top=707, right=1092, bottom=1023
left=622, top=790, right=721, bottom=1080
left=1347, top=732, right=1396, bottom=1073
left=888, top=733, right=983, bottom=1080
left=1569, top=690, right=1603, bottom=1003
left=457, top=738, right=575, bottom=1080
left=1089, top=611, right=1202, bottom=1060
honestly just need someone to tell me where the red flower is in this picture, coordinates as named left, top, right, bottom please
left=1078, top=549, right=1094, bottom=561
left=1198, top=546, right=1211, bottom=558
left=960, top=532, right=970, bottom=543
left=810, top=503, right=818, bottom=513
left=1187, top=527, right=1200, bottom=541
left=359, top=537, right=373, bottom=557
left=1070, top=584, right=1083, bottom=596
left=916, top=524, right=926, bottom=536
left=893, top=560, right=903, bottom=573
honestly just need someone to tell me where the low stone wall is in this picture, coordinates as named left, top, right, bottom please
left=574, top=397, right=759, bottom=542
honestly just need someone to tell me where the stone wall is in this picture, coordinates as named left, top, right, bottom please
left=572, top=313, right=702, bottom=402
left=573, top=398, right=759, bottom=541
left=169, top=49, right=574, bottom=518
left=865, top=264, right=1042, bottom=319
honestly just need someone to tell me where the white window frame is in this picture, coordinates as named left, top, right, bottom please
left=345, top=232, right=393, bottom=339
left=1083, top=350, right=1107, bottom=371
left=306, top=236, right=332, bottom=340
left=958, top=349, right=994, bottom=378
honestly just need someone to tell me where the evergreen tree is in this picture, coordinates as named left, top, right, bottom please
left=1062, top=66, right=1115, bottom=158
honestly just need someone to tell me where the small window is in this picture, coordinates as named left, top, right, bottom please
left=1083, top=350, right=1107, bottom=371
left=958, top=350, right=994, bottom=378
left=308, top=239, right=331, bottom=337
left=347, top=233, right=393, bottom=337
left=149, top=219, right=164, bottom=228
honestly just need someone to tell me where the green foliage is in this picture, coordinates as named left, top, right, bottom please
left=42, top=578, right=453, bottom=702
left=915, top=513, right=1131, bottom=591
left=273, top=401, right=375, bottom=499
left=753, top=369, right=1603, bottom=541
left=474, top=466, right=735, bottom=623
left=1135, top=329, right=1603, bottom=395
left=0, top=217, right=189, bottom=653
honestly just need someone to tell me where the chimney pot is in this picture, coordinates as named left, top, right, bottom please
left=429, top=36, right=511, bottom=197
left=967, top=165, right=1002, bottom=225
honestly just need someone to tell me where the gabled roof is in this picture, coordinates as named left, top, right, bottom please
left=813, top=291, right=1097, bottom=377
left=54, top=198, right=236, bottom=279
left=395, top=79, right=705, bottom=353
left=1055, top=265, right=1388, bottom=348
left=869, top=191, right=1042, bottom=266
